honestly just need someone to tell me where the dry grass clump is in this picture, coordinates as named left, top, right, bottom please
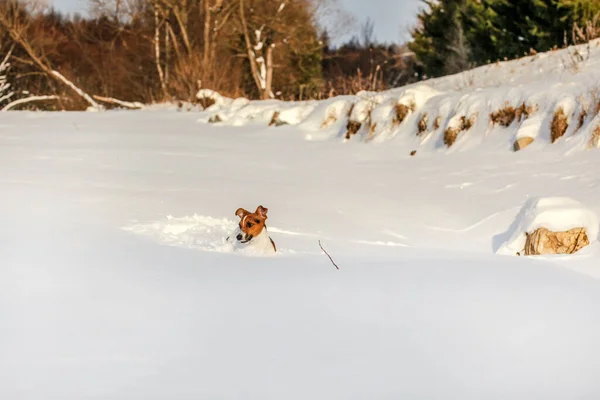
left=444, top=115, right=477, bottom=147
left=550, top=107, right=569, bottom=143
left=345, top=120, right=362, bottom=139
left=417, top=113, right=428, bottom=136
left=433, top=116, right=441, bottom=131
left=576, top=109, right=587, bottom=132
left=320, top=103, right=355, bottom=129
left=515, top=102, right=536, bottom=120
left=208, top=114, right=222, bottom=123
left=367, top=122, right=378, bottom=140
left=410, top=150, right=417, bottom=156
left=393, top=102, right=415, bottom=126
left=268, top=111, right=287, bottom=127
left=197, top=96, right=216, bottom=110
left=320, top=113, right=337, bottom=128
left=490, top=102, right=536, bottom=127
left=490, top=105, right=517, bottom=127
left=589, top=124, right=600, bottom=147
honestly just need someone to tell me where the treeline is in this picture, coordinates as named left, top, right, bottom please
left=0, top=0, right=599, bottom=110
left=0, top=0, right=419, bottom=110
left=410, top=0, right=600, bottom=78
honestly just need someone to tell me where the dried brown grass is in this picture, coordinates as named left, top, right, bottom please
left=490, top=105, right=517, bottom=127
left=490, top=102, right=536, bottom=127
left=320, top=114, right=337, bottom=128
left=198, top=96, right=216, bottom=110
left=345, top=120, right=362, bottom=139
left=550, top=107, right=569, bottom=143
left=589, top=124, right=600, bottom=147
left=515, top=102, right=537, bottom=120
left=417, top=113, right=428, bottom=136
left=368, top=122, right=378, bottom=139
left=576, top=109, right=588, bottom=131
left=208, top=114, right=222, bottom=123
left=393, top=102, right=415, bottom=126
left=444, top=115, right=477, bottom=147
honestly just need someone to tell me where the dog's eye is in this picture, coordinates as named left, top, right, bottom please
left=247, top=222, right=253, bottom=228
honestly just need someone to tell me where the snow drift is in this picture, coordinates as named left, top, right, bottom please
left=198, top=39, right=600, bottom=153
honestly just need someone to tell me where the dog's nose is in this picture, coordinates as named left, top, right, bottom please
left=236, top=234, right=243, bottom=241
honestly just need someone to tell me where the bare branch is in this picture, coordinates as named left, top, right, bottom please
left=318, top=240, right=339, bottom=270
left=2, top=95, right=60, bottom=111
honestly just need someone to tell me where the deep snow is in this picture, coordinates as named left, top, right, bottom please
left=2, top=110, right=600, bottom=399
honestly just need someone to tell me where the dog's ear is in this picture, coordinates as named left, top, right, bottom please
left=256, top=205, right=268, bottom=220
left=236, top=208, right=249, bottom=219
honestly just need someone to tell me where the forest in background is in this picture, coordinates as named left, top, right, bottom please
left=0, top=0, right=599, bottom=110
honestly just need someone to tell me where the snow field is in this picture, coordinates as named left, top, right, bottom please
left=4, top=40, right=600, bottom=398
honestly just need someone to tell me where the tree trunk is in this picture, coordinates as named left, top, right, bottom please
left=239, top=0, right=263, bottom=95
left=165, top=20, right=170, bottom=84
left=264, top=45, right=273, bottom=99
left=203, top=0, right=211, bottom=70
left=154, top=4, right=169, bottom=98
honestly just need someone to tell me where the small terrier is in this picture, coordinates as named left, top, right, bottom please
left=227, top=205, right=276, bottom=254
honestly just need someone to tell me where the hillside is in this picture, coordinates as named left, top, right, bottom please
left=199, top=39, right=600, bottom=153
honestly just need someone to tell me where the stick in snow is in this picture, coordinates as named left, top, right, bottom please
left=319, top=240, right=339, bottom=270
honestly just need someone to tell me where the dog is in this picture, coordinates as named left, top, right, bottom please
left=226, top=205, right=276, bottom=254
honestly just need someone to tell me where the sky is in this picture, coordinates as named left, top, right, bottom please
left=49, top=0, right=423, bottom=45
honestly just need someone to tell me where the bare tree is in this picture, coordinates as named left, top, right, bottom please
left=361, top=16, right=375, bottom=48
left=0, top=0, right=100, bottom=108
left=239, top=0, right=291, bottom=99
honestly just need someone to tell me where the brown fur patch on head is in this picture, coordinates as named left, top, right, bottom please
left=236, top=208, right=249, bottom=219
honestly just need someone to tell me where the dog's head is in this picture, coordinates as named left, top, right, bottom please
left=234, top=205, right=269, bottom=244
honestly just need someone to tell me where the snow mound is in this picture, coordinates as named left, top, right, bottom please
left=496, top=197, right=599, bottom=255
left=123, top=214, right=235, bottom=253
left=123, top=214, right=286, bottom=256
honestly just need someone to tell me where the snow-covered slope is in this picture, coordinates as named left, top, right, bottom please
left=199, top=40, right=600, bottom=153
left=2, top=110, right=600, bottom=399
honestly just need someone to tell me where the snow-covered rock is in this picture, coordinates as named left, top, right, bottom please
left=497, top=197, right=599, bottom=255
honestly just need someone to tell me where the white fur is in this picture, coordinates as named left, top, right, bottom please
left=227, top=225, right=276, bottom=256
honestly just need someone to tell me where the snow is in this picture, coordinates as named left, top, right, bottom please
left=5, top=43, right=600, bottom=398
left=198, top=39, right=600, bottom=152
left=3, top=109, right=600, bottom=399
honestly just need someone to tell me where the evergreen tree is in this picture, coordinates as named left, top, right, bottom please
left=410, top=0, right=600, bottom=78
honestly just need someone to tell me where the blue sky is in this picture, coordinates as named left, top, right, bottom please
left=331, top=0, right=422, bottom=44
left=50, top=0, right=422, bottom=45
